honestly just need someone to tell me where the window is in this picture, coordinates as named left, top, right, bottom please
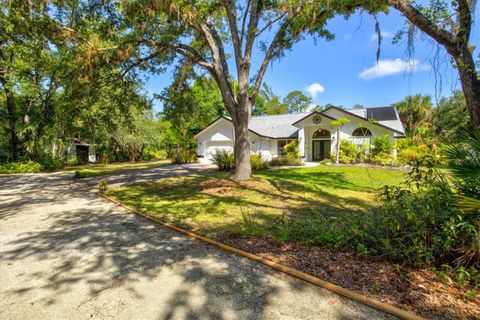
left=277, top=139, right=295, bottom=155
left=352, top=127, right=372, bottom=137
left=312, top=129, right=330, bottom=139
left=352, top=127, right=372, bottom=148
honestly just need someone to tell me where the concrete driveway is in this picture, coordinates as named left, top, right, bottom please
left=0, top=168, right=394, bottom=320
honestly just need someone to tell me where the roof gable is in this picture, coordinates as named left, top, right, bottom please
left=322, top=106, right=405, bottom=136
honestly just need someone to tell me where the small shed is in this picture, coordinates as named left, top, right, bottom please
left=67, top=138, right=96, bottom=163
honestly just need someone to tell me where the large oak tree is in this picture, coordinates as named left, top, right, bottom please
left=119, top=0, right=384, bottom=180
left=390, top=0, right=480, bottom=128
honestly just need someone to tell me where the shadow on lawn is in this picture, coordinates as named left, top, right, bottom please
left=107, top=171, right=377, bottom=246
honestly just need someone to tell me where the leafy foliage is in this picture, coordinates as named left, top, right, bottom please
left=284, top=140, right=302, bottom=165
left=446, top=125, right=480, bottom=207
left=0, top=161, right=44, bottom=174
left=250, top=153, right=269, bottom=171
left=210, top=149, right=235, bottom=171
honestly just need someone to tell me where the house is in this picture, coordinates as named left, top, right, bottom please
left=194, top=106, right=405, bottom=162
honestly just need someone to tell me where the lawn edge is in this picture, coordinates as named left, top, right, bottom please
left=98, top=191, right=423, bottom=320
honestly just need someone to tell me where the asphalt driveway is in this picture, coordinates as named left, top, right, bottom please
left=0, top=168, right=395, bottom=320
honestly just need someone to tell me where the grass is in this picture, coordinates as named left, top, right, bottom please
left=65, top=160, right=171, bottom=178
left=108, top=165, right=405, bottom=247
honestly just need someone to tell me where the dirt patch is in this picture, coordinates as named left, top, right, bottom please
left=199, top=178, right=273, bottom=197
left=199, top=179, right=237, bottom=196
left=221, top=236, right=480, bottom=320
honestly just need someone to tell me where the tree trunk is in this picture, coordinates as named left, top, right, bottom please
left=5, top=91, right=18, bottom=162
left=232, top=101, right=252, bottom=181
left=455, top=46, right=480, bottom=128
left=335, top=127, right=340, bottom=164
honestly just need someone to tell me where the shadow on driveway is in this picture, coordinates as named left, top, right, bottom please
left=0, top=173, right=393, bottom=319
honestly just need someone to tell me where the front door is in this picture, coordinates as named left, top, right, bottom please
left=312, top=140, right=330, bottom=161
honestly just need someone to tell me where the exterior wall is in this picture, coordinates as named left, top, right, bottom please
left=298, top=128, right=305, bottom=157
left=196, top=119, right=277, bottom=162
left=250, top=135, right=275, bottom=160
left=296, top=110, right=397, bottom=161
left=196, top=119, right=234, bottom=159
left=195, top=110, right=400, bottom=164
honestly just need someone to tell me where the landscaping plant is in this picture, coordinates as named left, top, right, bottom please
left=98, top=179, right=108, bottom=193
left=210, top=149, right=235, bottom=171
left=250, top=153, right=269, bottom=171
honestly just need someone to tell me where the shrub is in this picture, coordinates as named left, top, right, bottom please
left=171, top=148, right=197, bottom=164
left=142, top=146, right=167, bottom=161
left=397, top=138, right=431, bottom=164
left=284, top=140, right=301, bottom=161
left=269, top=156, right=290, bottom=167
left=38, top=154, right=65, bottom=171
left=210, top=149, right=235, bottom=171
left=373, top=158, right=458, bottom=266
left=98, top=179, right=108, bottom=193
left=370, top=154, right=397, bottom=166
left=0, top=161, right=44, bottom=174
left=250, top=153, right=268, bottom=171
left=371, top=135, right=394, bottom=157
left=368, top=135, right=396, bottom=166
left=339, top=140, right=359, bottom=164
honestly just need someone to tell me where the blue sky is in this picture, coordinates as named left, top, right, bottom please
left=144, top=8, right=480, bottom=112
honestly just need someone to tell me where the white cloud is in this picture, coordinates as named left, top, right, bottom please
left=359, top=58, right=431, bottom=80
left=305, top=83, right=325, bottom=99
left=369, top=31, right=392, bottom=43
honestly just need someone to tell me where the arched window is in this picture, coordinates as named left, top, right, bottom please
left=312, top=129, right=331, bottom=139
left=352, top=127, right=372, bottom=137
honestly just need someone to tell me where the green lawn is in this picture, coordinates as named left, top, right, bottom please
left=108, top=165, right=405, bottom=247
left=66, top=160, right=171, bottom=178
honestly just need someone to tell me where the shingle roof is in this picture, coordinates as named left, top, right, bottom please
left=196, top=106, right=405, bottom=139
left=322, top=106, right=406, bottom=136
left=249, top=113, right=309, bottom=138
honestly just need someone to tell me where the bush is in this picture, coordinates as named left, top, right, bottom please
left=373, top=158, right=458, bottom=266
left=37, top=154, right=65, bottom=171
left=284, top=140, right=302, bottom=165
left=370, top=154, right=397, bottom=166
left=269, top=156, right=290, bottom=166
left=210, top=149, right=235, bottom=171
left=339, top=140, right=359, bottom=164
left=141, top=146, right=167, bottom=161
left=250, top=153, right=268, bottom=171
left=98, top=178, right=108, bottom=193
left=171, top=148, right=197, bottom=164
left=397, top=138, right=431, bottom=164
left=371, top=135, right=394, bottom=157
left=0, top=161, right=44, bottom=174
left=369, top=135, right=396, bottom=166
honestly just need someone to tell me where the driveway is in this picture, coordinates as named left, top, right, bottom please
left=0, top=169, right=394, bottom=320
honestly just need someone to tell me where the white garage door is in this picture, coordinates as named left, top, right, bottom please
left=206, top=141, right=233, bottom=159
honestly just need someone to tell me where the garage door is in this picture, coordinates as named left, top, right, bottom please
left=206, top=141, right=233, bottom=159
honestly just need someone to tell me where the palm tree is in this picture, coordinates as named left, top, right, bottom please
left=331, top=117, right=350, bottom=164
left=446, top=125, right=480, bottom=210
left=396, top=94, right=432, bottom=142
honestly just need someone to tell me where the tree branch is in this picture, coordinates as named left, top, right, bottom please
left=223, top=0, right=243, bottom=67
left=456, top=0, right=472, bottom=42
left=243, top=0, right=260, bottom=62
left=240, top=0, right=251, bottom=47
left=254, top=13, right=287, bottom=38
left=390, top=0, right=457, bottom=51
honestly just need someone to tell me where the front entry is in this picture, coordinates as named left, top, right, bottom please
left=312, top=140, right=331, bottom=161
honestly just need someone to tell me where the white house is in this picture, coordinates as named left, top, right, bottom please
left=194, top=106, right=405, bottom=162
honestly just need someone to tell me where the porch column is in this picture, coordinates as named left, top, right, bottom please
left=298, top=128, right=305, bottom=158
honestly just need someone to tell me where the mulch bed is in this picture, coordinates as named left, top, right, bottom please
left=220, top=236, right=480, bottom=320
